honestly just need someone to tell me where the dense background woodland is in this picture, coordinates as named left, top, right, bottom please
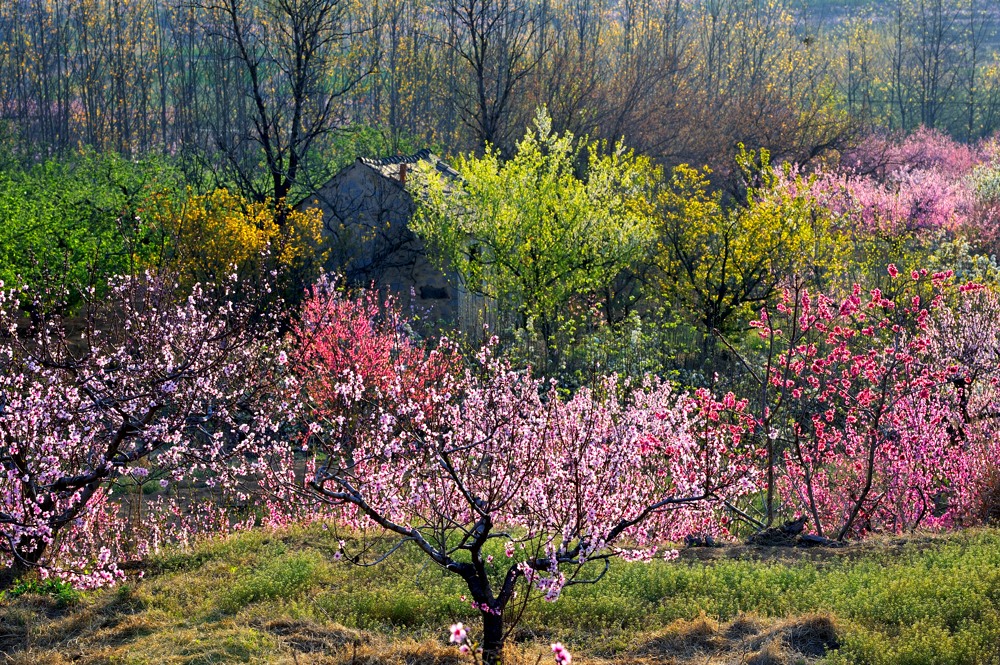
left=4, top=1, right=1000, bottom=664
left=4, top=0, right=1000, bottom=186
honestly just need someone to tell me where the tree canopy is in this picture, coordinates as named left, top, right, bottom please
left=413, top=109, right=658, bottom=370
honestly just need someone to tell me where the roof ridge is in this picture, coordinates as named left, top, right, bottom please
left=360, top=147, right=434, bottom=167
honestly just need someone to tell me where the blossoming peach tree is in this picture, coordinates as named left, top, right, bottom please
left=288, top=283, right=757, bottom=665
left=749, top=268, right=1000, bottom=539
left=0, top=271, right=281, bottom=587
left=926, top=285, right=1000, bottom=522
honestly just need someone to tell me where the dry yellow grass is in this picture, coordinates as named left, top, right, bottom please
left=630, top=612, right=838, bottom=665
left=0, top=592, right=837, bottom=665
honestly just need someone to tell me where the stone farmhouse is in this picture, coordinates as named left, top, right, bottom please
left=295, top=149, right=481, bottom=331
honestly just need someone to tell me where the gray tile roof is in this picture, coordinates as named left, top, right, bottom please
left=359, top=149, right=459, bottom=181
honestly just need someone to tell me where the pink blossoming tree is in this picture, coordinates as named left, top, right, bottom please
left=288, top=285, right=757, bottom=665
left=926, top=287, right=1000, bottom=522
left=773, top=129, right=1000, bottom=258
left=0, top=272, right=280, bottom=587
left=749, top=269, right=1000, bottom=539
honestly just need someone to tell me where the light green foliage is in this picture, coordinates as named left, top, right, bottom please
left=0, top=151, right=182, bottom=300
left=553, top=305, right=696, bottom=387
left=412, top=108, right=658, bottom=373
left=926, top=235, right=1000, bottom=287
left=0, top=576, right=80, bottom=606
left=221, top=550, right=322, bottom=613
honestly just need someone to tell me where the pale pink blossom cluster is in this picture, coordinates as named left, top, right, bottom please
left=0, top=272, right=288, bottom=585
left=776, top=162, right=976, bottom=237
left=449, top=623, right=472, bottom=655
left=773, top=129, right=1000, bottom=244
left=551, top=642, right=571, bottom=664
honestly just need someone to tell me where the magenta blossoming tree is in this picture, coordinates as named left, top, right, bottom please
left=750, top=269, right=1000, bottom=539
left=289, top=286, right=756, bottom=665
left=0, top=272, right=280, bottom=586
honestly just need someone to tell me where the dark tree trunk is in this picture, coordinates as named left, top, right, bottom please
left=480, top=609, right=505, bottom=665
left=459, top=560, right=510, bottom=665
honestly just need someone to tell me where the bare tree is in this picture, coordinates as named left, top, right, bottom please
left=960, top=0, right=995, bottom=139
left=915, top=0, right=962, bottom=129
left=194, top=0, right=372, bottom=204
left=441, top=0, right=543, bottom=151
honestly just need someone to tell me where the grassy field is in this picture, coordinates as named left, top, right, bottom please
left=2, top=526, right=1000, bottom=664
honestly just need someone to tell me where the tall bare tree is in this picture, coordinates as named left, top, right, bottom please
left=441, top=0, right=542, bottom=151
left=194, top=0, right=371, bottom=203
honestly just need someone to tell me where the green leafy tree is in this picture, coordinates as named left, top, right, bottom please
left=0, top=152, right=182, bottom=306
left=412, top=108, right=658, bottom=375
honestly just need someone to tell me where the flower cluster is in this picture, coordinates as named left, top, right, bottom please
left=0, top=271, right=285, bottom=584
left=551, top=642, right=571, bottom=664
left=751, top=271, right=1000, bottom=538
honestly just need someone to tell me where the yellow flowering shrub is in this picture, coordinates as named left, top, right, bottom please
left=148, top=188, right=326, bottom=290
left=655, top=147, right=847, bottom=339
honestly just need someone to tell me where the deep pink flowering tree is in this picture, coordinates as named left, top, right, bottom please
left=290, top=287, right=756, bottom=665
left=749, top=269, right=998, bottom=539
left=0, top=272, right=282, bottom=586
left=291, top=277, right=460, bottom=443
